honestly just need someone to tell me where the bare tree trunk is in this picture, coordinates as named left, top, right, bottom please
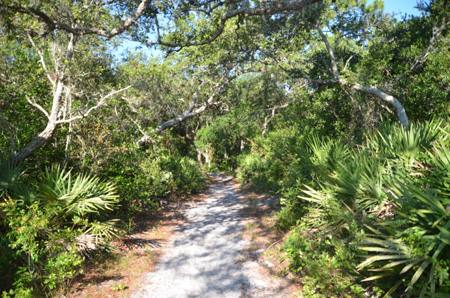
left=261, top=101, right=290, bottom=136
left=10, top=79, right=64, bottom=164
left=309, top=79, right=410, bottom=129
left=194, top=144, right=204, bottom=169
left=11, top=124, right=57, bottom=164
left=137, top=101, right=209, bottom=147
left=64, top=85, right=73, bottom=164
left=349, top=83, right=409, bottom=129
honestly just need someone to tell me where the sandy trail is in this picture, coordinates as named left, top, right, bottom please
left=131, top=174, right=290, bottom=298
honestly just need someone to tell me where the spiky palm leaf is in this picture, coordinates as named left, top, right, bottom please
left=0, top=158, right=21, bottom=197
left=307, top=135, right=351, bottom=180
left=426, top=141, right=450, bottom=204
left=298, top=185, right=356, bottom=233
left=38, top=165, right=119, bottom=220
left=358, top=179, right=450, bottom=297
left=35, top=165, right=122, bottom=249
left=84, top=219, right=123, bottom=243
left=370, top=120, right=441, bottom=165
left=329, top=149, right=391, bottom=211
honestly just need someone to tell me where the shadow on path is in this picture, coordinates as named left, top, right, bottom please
left=131, top=175, right=290, bottom=298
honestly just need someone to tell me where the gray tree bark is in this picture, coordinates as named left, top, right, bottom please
left=138, top=76, right=234, bottom=147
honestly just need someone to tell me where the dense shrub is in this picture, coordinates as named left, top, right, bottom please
left=0, top=164, right=120, bottom=297
left=237, top=128, right=312, bottom=192
left=283, top=222, right=369, bottom=297
left=0, top=136, right=206, bottom=296
left=196, top=112, right=256, bottom=170
left=239, top=120, right=450, bottom=296
left=1, top=201, right=84, bottom=297
left=289, top=120, right=450, bottom=296
left=99, top=144, right=205, bottom=213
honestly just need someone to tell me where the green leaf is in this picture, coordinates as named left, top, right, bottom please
left=361, top=272, right=394, bottom=281
left=400, top=258, right=424, bottom=274
left=357, top=255, right=409, bottom=270
left=383, top=280, right=403, bottom=298
left=407, top=259, right=431, bottom=291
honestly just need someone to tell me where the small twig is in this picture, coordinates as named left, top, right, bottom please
left=25, top=95, right=50, bottom=119
left=26, top=31, right=56, bottom=86
left=264, top=237, right=286, bottom=253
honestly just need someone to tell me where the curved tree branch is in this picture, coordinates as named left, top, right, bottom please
left=155, top=0, right=323, bottom=48
left=314, top=19, right=409, bottom=129
left=11, top=78, right=64, bottom=164
left=56, top=86, right=131, bottom=125
left=137, top=74, right=237, bottom=147
left=4, top=0, right=322, bottom=46
left=3, top=0, right=152, bottom=38
left=347, top=83, right=408, bottom=129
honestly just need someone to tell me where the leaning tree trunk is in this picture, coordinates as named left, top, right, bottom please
left=11, top=122, right=57, bottom=164
left=314, top=25, right=410, bottom=130
left=9, top=79, right=64, bottom=165
left=137, top=75, right=234, bottom=147
left=350, top=83, right=409, bottom=129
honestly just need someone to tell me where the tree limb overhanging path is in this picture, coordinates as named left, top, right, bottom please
left=131, top=174, right=292, bottom=298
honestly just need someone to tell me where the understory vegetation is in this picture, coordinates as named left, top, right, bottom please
left=237, top=120, right=450, bottom=296
left=0, top=145, right=204, bottom=297
left=1, top=0, right=449, bottom=296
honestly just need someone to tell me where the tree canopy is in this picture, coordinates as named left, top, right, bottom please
left=1, top=0, right=450, bottom=296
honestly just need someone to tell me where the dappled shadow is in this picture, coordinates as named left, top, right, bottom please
left=122, top=237, right=165, bottom=249
left=132, top=175, right=286, bottom=297
left=70, top=274, right=123, bottom=292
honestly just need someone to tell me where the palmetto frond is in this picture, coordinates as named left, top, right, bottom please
left=38, top=165, right=119, bottom=220
left=84, top=219, right=123, bottom=242
left=358, top=178, right=450, bottom=297
left=0, top=158, right=21, bottom=197
left=370, top=119, right=441, bottom=165
left=308, top=135, right=351, bottom=179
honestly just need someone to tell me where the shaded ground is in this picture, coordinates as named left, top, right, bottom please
left=66, top=174, right=300, bottom=298
left=132, top=174, right=296, bottom=298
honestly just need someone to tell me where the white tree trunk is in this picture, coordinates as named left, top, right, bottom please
left=11, top=79, right=64, bottom=164
left=350, top=83, right=409, bottom=129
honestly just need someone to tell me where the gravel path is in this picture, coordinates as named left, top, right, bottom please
left=131, top=174, right=290, bottom=298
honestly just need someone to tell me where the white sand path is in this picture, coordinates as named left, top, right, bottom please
left=131, top=174, right=291, bottom=298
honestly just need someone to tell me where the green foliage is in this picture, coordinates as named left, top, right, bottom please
left=237, top=128, right=311, bottom=191
left=1, top=0, right=449, bottom=296
left=238, top=119, right=450, bottom=295
left=236, top=128, right=318, bottom=230
left=301, top=120, right=442, bottom=216
left=37, top=165, right=119, bottom=219
left=236, top=153, right=267, bottom=185
left=307, top=135, right=351, bottom=181
left=165, top=155, right=205, bottom=194
left=369, top=119, right=442, bottom=165
left=0, top=164, right=120, bottom=296
left=295, top=120, right=450, bottom=295
left=110, top=284, right=126, bottom=291
left=1, top=200, right=84, bottom=296
left=99, top=143, right=205, bottom=213
left=196, top=111, right=257, bottom=170
left=356, top=140, right=450, bottom=296
left=283, top=223, right=371, bottom=297
left=0, top=159, right=21, bottom=197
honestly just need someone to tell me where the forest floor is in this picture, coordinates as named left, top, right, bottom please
left=65, top=174, right=302, bottom=298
